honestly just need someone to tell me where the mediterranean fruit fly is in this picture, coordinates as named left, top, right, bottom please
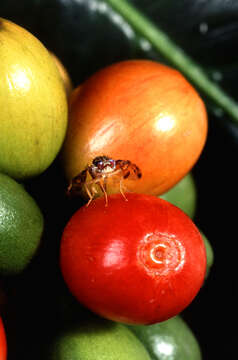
left=67, top=156, right=142, bottom=206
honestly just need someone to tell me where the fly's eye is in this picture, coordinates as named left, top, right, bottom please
left=97, top=161, right=104, bottom=170
left=98, top=160, right=114, bottom=170
left=93, top=157, right=115, bottom=170
left=103, top=159, right=116, bottom=170
left=108, top=159, right=115, bottom=168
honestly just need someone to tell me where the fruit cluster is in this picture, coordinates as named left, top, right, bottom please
left=0, top=16, right=213, bottom=360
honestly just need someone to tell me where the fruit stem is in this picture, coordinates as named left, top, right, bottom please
left=105, top=0, right=238, bottom=124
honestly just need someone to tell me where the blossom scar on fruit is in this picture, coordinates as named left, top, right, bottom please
left=67, top=155, right=142, bottom=206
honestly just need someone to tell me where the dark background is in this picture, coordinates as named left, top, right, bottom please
left=0, top=1, right=237, bottom=359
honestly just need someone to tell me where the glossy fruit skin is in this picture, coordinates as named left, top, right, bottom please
left=0, top=317, right=7, bottom=360
left=62, top=59, right=207, bottom=198
left=0, top=173, right=44, bottom=275
left=49, top=317, right=150, bottom=360
left=60, top=193, right=206, bottom=325
left=0, top=18, right=68, bottom=180
left=128, top=315, right=202, bottom=360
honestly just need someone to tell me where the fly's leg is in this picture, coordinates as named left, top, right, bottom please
left=98, top=177, right=108, bottom=206
left=84, top=183, right=94, bottom=207
left=67, top=182, right=73, bottom=195
left=119, top=178, right=128, bottom=201
left=85, top=178, right=108, bottom=206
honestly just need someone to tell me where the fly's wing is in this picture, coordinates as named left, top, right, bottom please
left=67, top=169, right=88, bottom=195
left=115, top=160, right=142, bottom=180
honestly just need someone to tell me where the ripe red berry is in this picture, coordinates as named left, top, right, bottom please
left=60, top=193, right=206, bottom=324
